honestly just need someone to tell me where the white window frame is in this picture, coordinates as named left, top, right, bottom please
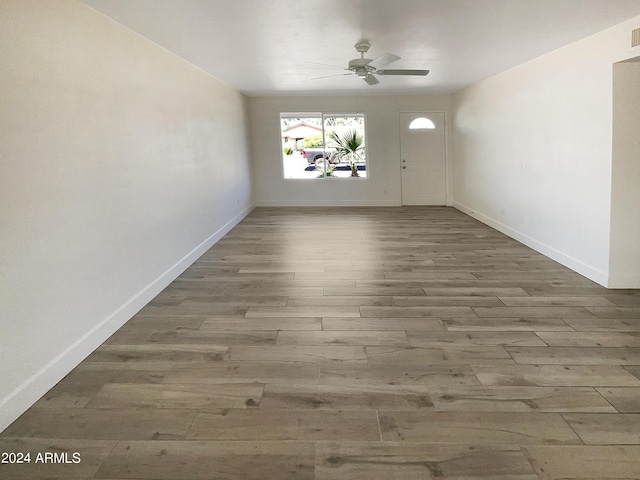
left=279, top=112, right=368, bottom=180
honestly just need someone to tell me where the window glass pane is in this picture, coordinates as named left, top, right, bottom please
left=280, top=114, right=323, bottom=179
left=323, top=114, right=367, bottom=178
left=409, top=117, right=435, bottom=129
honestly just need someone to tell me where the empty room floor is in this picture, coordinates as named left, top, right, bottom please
left=2, top=206, right=640, bottom=479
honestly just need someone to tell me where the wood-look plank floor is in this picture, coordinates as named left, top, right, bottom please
left=2, top=206, right=640, bottom=479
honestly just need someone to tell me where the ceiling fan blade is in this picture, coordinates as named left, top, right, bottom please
left=302, top=61, right=349, bottom=70
left=368, top=53, right=401, bottom=70
left=311, top=73, right=354, bottom=80
left=376, top=69, right=429, bottom=76
left=363, top=74, right=380, bottom=85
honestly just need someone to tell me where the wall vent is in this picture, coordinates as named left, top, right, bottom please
left=633, top=27, right=640, bottom=48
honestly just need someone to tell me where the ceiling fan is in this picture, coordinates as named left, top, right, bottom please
left=314, top=40, right=429, bottom=85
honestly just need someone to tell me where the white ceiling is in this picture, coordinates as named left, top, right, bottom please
left=81, top=0, right=640, bottom=96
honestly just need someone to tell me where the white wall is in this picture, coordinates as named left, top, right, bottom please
left=610, top=57, right=640, bottom=287
left=249, top=95, right=450, bottom=206
left=0, top=0, right=254, bottom=431
left=451, top=16, right=640, bottom=287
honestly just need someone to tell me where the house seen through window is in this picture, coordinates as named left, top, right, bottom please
left=280, top=113, right=367, bottom=179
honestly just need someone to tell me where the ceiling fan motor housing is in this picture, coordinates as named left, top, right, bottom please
left=348, top=58, right=375, bottom=77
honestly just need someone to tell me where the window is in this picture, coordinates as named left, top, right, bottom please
left=280, top=113, right=367, bottom=179
left=409, top=117, right=436, bottom=130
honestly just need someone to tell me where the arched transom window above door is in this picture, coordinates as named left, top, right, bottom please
left=409, top=117, right=436, bottom=130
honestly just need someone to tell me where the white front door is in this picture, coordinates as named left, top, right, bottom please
left=400, top=112, right=446, bottom=205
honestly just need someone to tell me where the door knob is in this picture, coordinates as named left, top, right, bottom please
left=402, top=166, right=406, bottom=169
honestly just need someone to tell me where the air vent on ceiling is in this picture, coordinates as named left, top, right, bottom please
left=632, top=27, right=640, bottom=48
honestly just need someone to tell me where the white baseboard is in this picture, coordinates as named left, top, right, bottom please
left=0, top=203, right=255, bottom=433
left=257, top=200, right=402, bottom=207
left=452, top=201, right=609, bottom=287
